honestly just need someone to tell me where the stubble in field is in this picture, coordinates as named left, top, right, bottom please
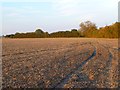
left=2, top=38, right=119, bottom=88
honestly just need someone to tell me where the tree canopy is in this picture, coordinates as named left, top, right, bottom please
left=5, top=21, right=119, bottom=38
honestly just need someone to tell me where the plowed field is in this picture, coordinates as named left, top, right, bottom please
left=2, top=38, right=119, bottom=88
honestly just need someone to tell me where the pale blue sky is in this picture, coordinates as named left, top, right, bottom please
left=1, top=0, right=119, bottom=35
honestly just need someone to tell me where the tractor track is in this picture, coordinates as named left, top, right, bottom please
left=2, top=38, right=118, bottom=88
left=53, top=44, right=96, bottom=88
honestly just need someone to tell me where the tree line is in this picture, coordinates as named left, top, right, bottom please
left=5, top=21, right=120, bottom=38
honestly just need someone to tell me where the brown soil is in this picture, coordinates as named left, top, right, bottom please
left=2, top=38, right=119, bottom=88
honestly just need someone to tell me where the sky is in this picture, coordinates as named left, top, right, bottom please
left=0, top=0, right=119, bottom=35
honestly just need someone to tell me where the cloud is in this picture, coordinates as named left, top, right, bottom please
left=2, top=4, right=47, bottom=18
left=51, top=0, right=81, bottom=16
left=7, top=13, right=19, bottom=16
left=50, top=0, right=119, bottom=16
left=1, top=0, right=118, bottom=35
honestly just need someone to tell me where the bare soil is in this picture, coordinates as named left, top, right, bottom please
left=2, top=38, right=119, bottom=88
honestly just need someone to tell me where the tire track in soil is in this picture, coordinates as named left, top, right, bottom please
left=3, top=43, right=90, bottom=88
left=90, top=50, right=112, bottom=87
left=93, top=43, right=118, bottom=88
left=82, top=42, right=114, bottom=88
left=79, top=42, right=113, bottom=88
left=2, top=39, right=118, bottom=88
left=36, top=42, right=93, bottom=88
left=100, top=45, right=113, bottom=88
left=53, top=44, right=96, bottom=88
left=54, top=42, right=115, bottom=88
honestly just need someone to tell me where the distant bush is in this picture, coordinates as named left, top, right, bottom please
left=50, top=29, right=80, bottom=38
left=4, top=22, right=119, bottom=38
left=96, top=22, right=119, bottom=38
left=78, top=21, right=119, bottom=38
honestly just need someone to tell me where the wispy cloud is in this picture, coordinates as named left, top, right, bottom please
left=51, top=0, right=81, bottom=16
left=2, top=3, right=49, bottom=18
left=1, top=0, right=118, bottom=35
left=7, top=13, right=20, bottom=17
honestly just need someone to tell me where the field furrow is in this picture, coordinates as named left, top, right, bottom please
left=2, top=38, right=119, bottom=88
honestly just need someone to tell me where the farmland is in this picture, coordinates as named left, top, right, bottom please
left=2, top=38, right=119, bottom=88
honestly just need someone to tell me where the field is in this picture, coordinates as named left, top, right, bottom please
left=2, top=38, right=119, bottom=88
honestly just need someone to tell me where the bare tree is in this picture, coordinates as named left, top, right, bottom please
left=79, top=21, right=97, bottom=32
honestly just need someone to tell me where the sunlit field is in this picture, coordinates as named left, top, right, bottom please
left=2, top=38, right=119, bottom=88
